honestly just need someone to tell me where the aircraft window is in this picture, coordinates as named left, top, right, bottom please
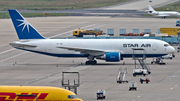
left=68, top=95, right=78, bottom=99
left=164, top=44, right=169, bottom=47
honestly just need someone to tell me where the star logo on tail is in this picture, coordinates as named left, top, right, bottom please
left=17, top=19, right=30, bottom=33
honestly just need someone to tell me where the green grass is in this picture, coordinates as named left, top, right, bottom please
left=0, top=12, right=9, bottom=18
left=143, top=14, right=153, bottom=17
left=0, top=12, right=71, bottom=18
left=0, top=0, right=131, bottom=11
left=155, top=1, right=180, bottom=12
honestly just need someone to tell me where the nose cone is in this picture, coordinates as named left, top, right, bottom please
left=168, top=46, right=175, bottom=53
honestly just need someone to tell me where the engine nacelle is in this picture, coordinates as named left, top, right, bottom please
left=96, top=52, right=121, bottom=62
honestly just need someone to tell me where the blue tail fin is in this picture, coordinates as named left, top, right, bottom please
left=8, top=9, right=45, bottom=40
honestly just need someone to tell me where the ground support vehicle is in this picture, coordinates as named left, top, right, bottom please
left=140, top=78, right=150, bottom=84
left=151, top=57, right=166, bottom=65
left=117, top=80, right=128, bottom=83
left=176, top=21, right=180, bottom=26
left=156, top=58, right=166, bottom=65
left=160, top=27, right=180, bottom=36
left=96, top=90, right=106, bottom=100
left=162, top=54, right=173, bottom=59
left=73, top=29, right=104, bottom=37
left=177, top=47, right=180, bottom=52
left=129, top=82, right=137, bottom=91
left=117, top=67, right=128, bottom=83
left=133, top=69, right=148, bottom=77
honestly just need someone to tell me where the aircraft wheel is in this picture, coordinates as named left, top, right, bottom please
left=90, top=60, right=97, bottom=65
left=94, top=60, right=97, bottom=64
left=85, top=61, right=90, bottom=65
left=90, top=61, right=95, bottom=65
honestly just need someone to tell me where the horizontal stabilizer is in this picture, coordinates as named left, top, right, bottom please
left=10, top=42, right=37, bottom=48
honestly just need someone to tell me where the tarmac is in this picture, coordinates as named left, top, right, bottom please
left=0, top=16, right=180, bottom=101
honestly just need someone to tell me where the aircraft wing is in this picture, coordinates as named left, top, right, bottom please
left=157, top=15, right=170, bottom=16
left=57, top=46, right=120, bottom=56
left=9, top=42, right=37, bottom=48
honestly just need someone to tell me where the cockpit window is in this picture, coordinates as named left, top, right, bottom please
left=68, top=95, right=78, bottom=99
left=164, top=44, right=169, bottom=47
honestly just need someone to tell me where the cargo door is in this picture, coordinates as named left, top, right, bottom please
left=46, top=42, right=53, bottom=53
left=152, top=43, right=157, bottom=50
left=48, top=44, right=53, bottom=52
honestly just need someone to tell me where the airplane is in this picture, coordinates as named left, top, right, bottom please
left=8, top=9, right=175, bottom=65
left=0, top=85, right=82, bottom=101
left=148, top=5, right=180, bottom=19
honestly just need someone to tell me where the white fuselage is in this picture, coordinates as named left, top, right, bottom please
left=149, top=11, right=180, bottom=16
left=11, top=39, right=175, bottom=59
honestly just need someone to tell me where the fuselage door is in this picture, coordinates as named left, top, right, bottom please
left=152, top=43, right=157, bottom=50
left=46, top=42, right=53, bottom=53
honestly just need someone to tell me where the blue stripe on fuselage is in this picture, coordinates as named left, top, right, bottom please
left=121, top=54, right=167, bottom=58
left=16, top=48, right=89, bottom=57
left=16, top=48, right=167, bottom=58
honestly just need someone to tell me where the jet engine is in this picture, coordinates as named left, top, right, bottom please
left=96, top=52, right=121, bottom=62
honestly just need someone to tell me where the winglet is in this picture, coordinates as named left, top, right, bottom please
left=8, top=9, right=45, bottom=40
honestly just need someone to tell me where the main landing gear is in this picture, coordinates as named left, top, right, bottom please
left=85, top=60, right=97, bottom=65
left=85, top=55, right=97, bottom=65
